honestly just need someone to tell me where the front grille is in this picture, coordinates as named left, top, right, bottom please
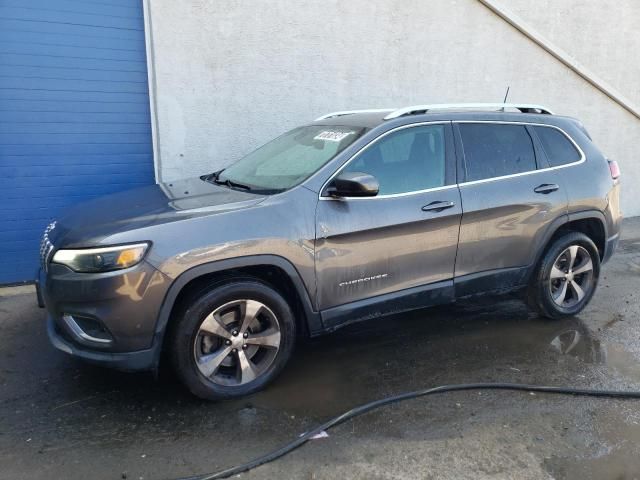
left=39, top=221, right=56, bottom=272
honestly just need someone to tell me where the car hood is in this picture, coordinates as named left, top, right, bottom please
left=51, top=177, right=267, bottom=246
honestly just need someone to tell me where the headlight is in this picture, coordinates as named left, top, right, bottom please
left=52, top=243, right=150, bottom=273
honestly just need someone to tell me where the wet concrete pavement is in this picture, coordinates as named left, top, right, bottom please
left=1, top=219, right=640, bottom=480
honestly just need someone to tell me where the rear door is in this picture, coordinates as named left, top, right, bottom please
left=315, top=122, right=461, bottom=325
left=453, top=121, right=569, bottom=295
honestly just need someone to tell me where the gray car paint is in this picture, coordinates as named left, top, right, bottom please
left=39, top=110, right=622, bottom=370
left=49, top=177, right=267, bottom=246
left=453, top=131, right=570, bottom=277
left=315, top=186, right=462, bottom=309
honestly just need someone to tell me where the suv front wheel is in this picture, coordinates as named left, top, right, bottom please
left=170, top=280, right=296, bottom=400
left=528, top=232, right=600, bottom=319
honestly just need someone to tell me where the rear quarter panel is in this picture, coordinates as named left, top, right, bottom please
left=553, top=121, right=620, bottom=238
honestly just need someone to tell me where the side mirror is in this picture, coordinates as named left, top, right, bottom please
left=326, top=172, right=379, bottom=198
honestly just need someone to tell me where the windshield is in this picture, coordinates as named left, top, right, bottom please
left=216, top=125, right=364, bottom=192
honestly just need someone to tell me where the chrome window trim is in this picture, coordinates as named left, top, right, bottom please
left=454, top=121, right=586, bottom=187
left=322, top=183, right=459, bottom=201
left=318, top=120, right=585, bottom=200
left=319, top=121, right=451, bottom=201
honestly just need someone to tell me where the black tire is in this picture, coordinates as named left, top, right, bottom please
left=528, top=232, right=600, bottom=319
left=169, top=280, right=296, bottom=400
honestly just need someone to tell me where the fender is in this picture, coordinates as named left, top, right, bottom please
left=567, top=209, right=608, bottom=238
left=150, top=255, right=322, bottom=366
left=567, top=209, right=610, bottom=261
left=527, top=209, right=607, bottom=280
left=530, top=213, right=570, bottom=270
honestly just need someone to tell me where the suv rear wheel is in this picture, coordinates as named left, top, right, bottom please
left=528, top=232, right=600, bottom=319
left=170, top=280, right=296, bottom=400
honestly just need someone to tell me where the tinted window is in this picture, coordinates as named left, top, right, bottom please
left=342, top=125, right=446, bottom=195
left=459, top=124, right=537, bottom=181
left=535, top=126, right=581, bottom=166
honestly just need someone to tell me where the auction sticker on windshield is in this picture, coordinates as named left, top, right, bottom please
left=314, top=131, right=354, bottom=142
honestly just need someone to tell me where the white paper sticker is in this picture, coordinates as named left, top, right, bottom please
left=314, top=131, right=353, bottom=142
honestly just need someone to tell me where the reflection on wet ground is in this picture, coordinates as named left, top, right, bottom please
left=3, top=287, right=640, bottom=479
left=257, top=299, right=611, bottom=417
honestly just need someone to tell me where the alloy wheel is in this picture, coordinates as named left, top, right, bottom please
left=548, top=245, right=595, bottom=308
left=193, top=299, right=281, bottom=386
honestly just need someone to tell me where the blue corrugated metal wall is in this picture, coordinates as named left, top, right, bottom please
left=0, top=0, right=155, bottom=284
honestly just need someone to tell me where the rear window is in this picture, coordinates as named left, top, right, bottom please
left=459, top=124, right=537, bottom=182
left=534, top=126, right=581, bottom=167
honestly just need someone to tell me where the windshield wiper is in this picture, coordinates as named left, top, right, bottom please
left=214, top=177, right=252, bottom=191
left=203, top=169, right=281, bottom=194
left=206, top=170, right=252, bottom=191
left=202, top=169, right=224, bottom=182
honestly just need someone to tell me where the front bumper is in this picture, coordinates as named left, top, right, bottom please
left=39, top=260, right=171, bottom=371
left=47, top=315, right=157, bottom=371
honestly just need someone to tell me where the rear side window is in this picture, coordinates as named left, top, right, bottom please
left=459, top=124, right=537, bottom=182
left=534, top=126, right=581, bottom=166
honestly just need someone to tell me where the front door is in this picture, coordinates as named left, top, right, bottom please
left=315, top=123, right=462, bottom=327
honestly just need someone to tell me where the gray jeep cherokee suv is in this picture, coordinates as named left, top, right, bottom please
left=38, top=103, right=622, bottom=400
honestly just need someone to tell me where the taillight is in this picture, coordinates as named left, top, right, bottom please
left=608, top=159, right=621, bottom=180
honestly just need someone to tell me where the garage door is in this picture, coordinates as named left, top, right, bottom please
left=0, top=0, right=155, bottom=284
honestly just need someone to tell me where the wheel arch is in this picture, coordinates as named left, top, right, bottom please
left=555, top=211, right=607, bottom=259
left=531, top=210, right=607, bottom=279
left=151, top=255, right=321, bottom=368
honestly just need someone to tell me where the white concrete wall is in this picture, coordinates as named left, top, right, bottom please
left=146, top=0, right=640, bottom=216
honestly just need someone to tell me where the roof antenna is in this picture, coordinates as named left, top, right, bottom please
left=501, top=86, right=510, bottom=111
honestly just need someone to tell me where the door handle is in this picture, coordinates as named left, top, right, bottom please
left=534, top=183, right=559, bottom=194
left=422, top=201, right=455, bottom=212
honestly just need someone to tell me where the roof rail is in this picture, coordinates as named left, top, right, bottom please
left=315, top=109, right=395, bottom=121
left=383, top=103, right=554, bottom=120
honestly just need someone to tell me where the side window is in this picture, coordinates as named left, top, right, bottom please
left=534, top=126, right=581, bottom=167
left=459, top=124, right=537, bottom=182
left=342, top=125, right=446, bottom=195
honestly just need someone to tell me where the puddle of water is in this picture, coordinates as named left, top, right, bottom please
left=10, top=293, right=640, bottom=456
left=603, top=343, right=640, bottom=384
left=249, top=298, right=638, bottom=418
left=545, top=407, right=640, bottom=480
